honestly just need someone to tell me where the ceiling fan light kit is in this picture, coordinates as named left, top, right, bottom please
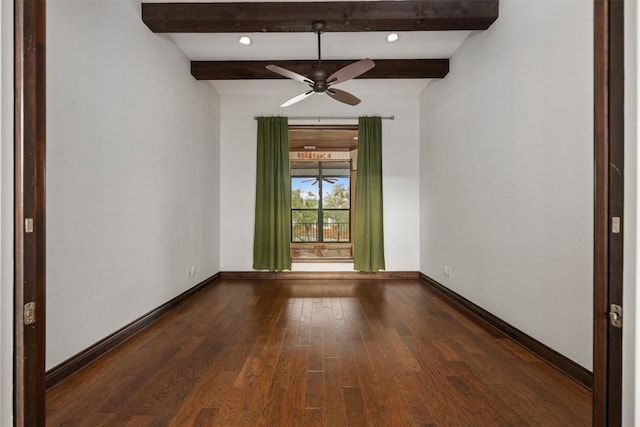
left=266, top=22, right=375, bottom=107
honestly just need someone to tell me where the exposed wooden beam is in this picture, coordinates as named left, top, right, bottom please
left=191, top=59, right=448, bottom=80
left=142, top=1, right=499, bottom=33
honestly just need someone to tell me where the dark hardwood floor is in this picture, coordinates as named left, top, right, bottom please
left=46, top=279, right=591, bottom=426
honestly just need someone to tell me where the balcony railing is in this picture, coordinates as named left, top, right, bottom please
left=292, top=223, right=350, bottom=242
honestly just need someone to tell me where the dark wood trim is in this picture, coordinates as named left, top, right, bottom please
left=419, top=273, right=594, bottom=391
left=191, top=59, right=449, bottom=80
left=605, top=0, right=625, bottom=423
left=221, top=271, right=419, bottom=280
left=45, top=273, right=221, bottom=391
left=14, top=0, right=47, bottom=425
left=593, top=0, right=624, bottom=425
left=291, top=258, right=354, bottom=264
left=142, top=1, right=499, bottom=33
left=289, top=125, right=358, bottom=131
left=592, top=3, right=610, bottom=421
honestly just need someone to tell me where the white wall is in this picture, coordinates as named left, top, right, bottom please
left=214, top=79, right=422, bottom=272
left=46, top=0, right=221, bottom=368
left=420, top=0, right=593, bottom=368
left=0, top=1, right=14, bottom=424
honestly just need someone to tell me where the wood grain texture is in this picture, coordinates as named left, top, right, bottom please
left=14, top=0, right=47, bottom=424
left=420, top=273, right=593, bottom=391
left=47, top=278, right=591, bottom=426
left=220, top=271, right=419, bottom=280
left=605, top=0, right=625, bottom=423
left=191, top=59, right=449, bottom=80
left=142, top=1, right=499, bottom=33
left=46, top=273, right=221, bottom=391
left=593, top=0, right=625, bottom=424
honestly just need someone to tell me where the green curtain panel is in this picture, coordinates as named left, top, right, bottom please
left=253, top=117, right=292, bottom=271
left=354, top=116, right=386, bottom=272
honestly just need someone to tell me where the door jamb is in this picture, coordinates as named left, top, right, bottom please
left=593, top=0, right=625, bottom=426
left=13, top=0, right=46, bottom=425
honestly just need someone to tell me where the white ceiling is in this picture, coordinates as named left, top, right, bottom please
left=153, top=0, right=474, bottom=93
left=168, top=30, right=472, bottom=61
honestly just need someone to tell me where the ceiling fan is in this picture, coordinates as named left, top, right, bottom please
left=302, top=177, right=338, bottom=185
left=266, top=22, right=375, bottom=107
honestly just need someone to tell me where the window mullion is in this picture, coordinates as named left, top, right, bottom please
left=318, top=163, right=324, bottom=242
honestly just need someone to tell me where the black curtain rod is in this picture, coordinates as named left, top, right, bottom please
left=253, top=116, right=394, bottom=121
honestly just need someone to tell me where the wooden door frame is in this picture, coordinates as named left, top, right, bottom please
left=12, top=0, right=623, bottom=425
left=593, top=0, right=625, bottom=425
left=13, top=0, right=46, bottom=425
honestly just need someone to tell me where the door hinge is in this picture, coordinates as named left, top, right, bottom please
left=24, top=302, right=36, bottom=325
left=609, top=304, right=622, bottom=328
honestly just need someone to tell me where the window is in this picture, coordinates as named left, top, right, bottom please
left=288, top=124, right=357, bottom=261
left=291, top=161, right=351, bottom=243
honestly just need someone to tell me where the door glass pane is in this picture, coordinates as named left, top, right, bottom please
left=292, top=210, right=318, bottom=242
left=322, top=178, right=350, bottom=209
left=322, top=161, right=350, bottom=209
left=291, top=177, right=319, bottom=209
left=323, top=210, right=350, bottom=242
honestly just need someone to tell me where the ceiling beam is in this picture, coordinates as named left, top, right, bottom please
left=142, top=1, right=499, bottom=33
left=191, top=59, right=449, bottom=80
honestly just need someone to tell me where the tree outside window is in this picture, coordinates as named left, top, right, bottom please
left=291, top=161, right=351, bottom=242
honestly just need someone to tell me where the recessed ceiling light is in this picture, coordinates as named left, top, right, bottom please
left=238, top=36, right=252, bottom=46
left=386, top=33, right=400, bottom=43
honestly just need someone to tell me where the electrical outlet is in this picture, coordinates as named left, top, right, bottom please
left=186, top=267, right=191, bottom=278
left=190, top=266, right=195, bottom=277
left=444, top=266, right=451, bottom=278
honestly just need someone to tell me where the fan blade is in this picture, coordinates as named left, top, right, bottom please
left=266, top=65, right=314, bottom=84
left=280, top=90, right=314, bottom=107
left=327, top=59, right=375, bottom=85
left=327, top=88, right=361, bottom=106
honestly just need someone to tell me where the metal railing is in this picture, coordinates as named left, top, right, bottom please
left=292, top=223, right=350, bottom=242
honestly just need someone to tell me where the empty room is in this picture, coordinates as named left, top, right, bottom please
left=2, top=0, right=636, bottom=425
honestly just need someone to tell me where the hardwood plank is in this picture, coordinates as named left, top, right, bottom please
left=333, top=319, right=359, bottom=387
left=308, top=327, right=324, bottom=371
left=305, top=371, right=324, bottom=409
left=191, top=408, right=220, bottom=425
left=47, top=279, right=591, bottom=426
left=142, top=1, right=499, bottom=33
left=123, top=415, right=155, bottom=426
left=209, top=386, right=246, bottom=426
left=343, top=387, right=368, bottom=426
left=303, top=408, right=324, bottom=427
left=282, top=346, right=309, bottom=425
left=324, top=357, right=348, bottom=427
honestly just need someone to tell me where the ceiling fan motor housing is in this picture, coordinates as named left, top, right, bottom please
left=311, top=69, right=328, bottom=92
